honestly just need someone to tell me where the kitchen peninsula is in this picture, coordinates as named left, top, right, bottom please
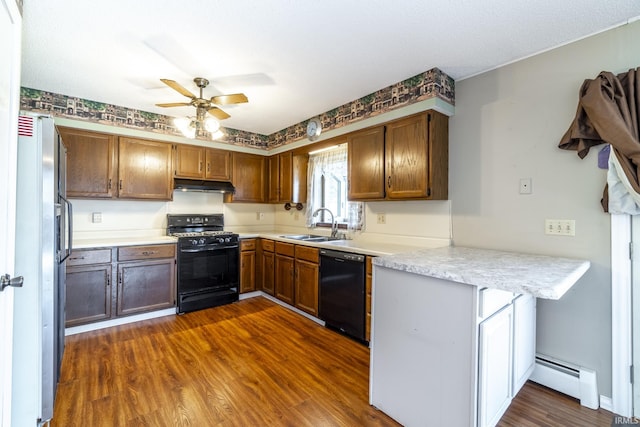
left=369, top=246, right=590, bottom=427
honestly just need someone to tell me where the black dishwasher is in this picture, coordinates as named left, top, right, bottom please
left=319, top=249, right=366, bottom=343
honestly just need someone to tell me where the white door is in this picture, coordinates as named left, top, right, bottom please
left=0, top=0, right=22, bottom=426
left=633, top=215, right=640, bottom=417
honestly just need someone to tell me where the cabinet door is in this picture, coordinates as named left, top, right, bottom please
left=262, top=251, right=275, bottom=295
left=117, top=259, right=176, bottom=316
left=275, top=254, right=294, bottom=305
left=512, top=294, right=536, bottom=395
left=174, top=144, right=205, bottom=178
left=268, top=155, right=280, bottom=202
left=292, top=153, right=308, bottom=204
left=59, top=127, right=117, bottom=198
left=279, top=152, right=293, bottom=202
left=205, top=148, right=231, bottom=181
left=385, top=114, right=429, bottom=199
left=66, top=264, right=113, bottom=326
left=348, top=126, right=385, bottom=200
left=118, top=137, right=173, bottom=200
left=294, top=258, right=318, bottom=316
left=478, top=304, right=514, bottom=427
left=231, top=152, right=266, bottom=202
left=240, top=250, right=256, bottom=293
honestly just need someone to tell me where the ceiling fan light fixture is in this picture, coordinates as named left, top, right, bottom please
left=204, top=117, right=220, bottom=133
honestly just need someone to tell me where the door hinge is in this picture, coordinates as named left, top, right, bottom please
left=630, top=242, right=634, bottom=260
left=631, top=365, right=634, bottom=384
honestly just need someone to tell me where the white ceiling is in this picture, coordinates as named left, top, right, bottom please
left=21, top=0, right=640, bottom=136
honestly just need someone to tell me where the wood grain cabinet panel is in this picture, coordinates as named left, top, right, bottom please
left=294, top=246, right=319, bottom=316
left=240, top=239, right=256, bottom=293
left=348, top=126, right=385, bottom=200
left=58, top=127, right=117, bottom=198
left=230, top=152, right=266, bottom=202
left=260, top=239, right=275, bottom=295
left=275, top=249, right=295, bottom=305
left=174, top=144, right=205, bottom=178
left=118, top=137, right=173, bottom=200
left=65, top=264, right=113, bottom=326
left=205, top=148, right=231, bottom=181
left=347, top=110, right=448, bottom=201
left=117, top=259, right=176, bottom=316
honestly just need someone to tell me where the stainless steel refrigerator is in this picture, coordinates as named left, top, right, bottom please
left=13, top=112, right=72, bottom=425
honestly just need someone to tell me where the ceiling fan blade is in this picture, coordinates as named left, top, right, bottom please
left=160, top=79, right=196, bottom=99
left=208, top=107, right=231, bottom=120
left=211, top=93, right=248, bottom=106
left=155, top=102, right=192, bottom=108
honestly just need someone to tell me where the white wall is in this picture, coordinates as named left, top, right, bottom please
left=449, top=20, right=640, bottom=397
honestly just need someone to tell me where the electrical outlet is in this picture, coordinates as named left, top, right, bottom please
left=92, top=212, right=102, bottom=223
left=519, top=178, right=532, bottom=194
left=377, top=213, right=386, bottom=224
left=256, top=212, right=265, bottom=221
left=545, top=219, right=575, bottom=236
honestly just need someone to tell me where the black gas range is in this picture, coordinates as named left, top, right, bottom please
left=167, top=214, right=239, bottom=314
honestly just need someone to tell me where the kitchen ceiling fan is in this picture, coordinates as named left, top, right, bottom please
left=156, top=77, right=248, bottom=139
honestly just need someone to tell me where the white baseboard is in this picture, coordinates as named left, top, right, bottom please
left=65, top=307, right=176, bottom=336
left=529, top=355, right=599, bottom=410
left=600, top=395, right=613, bottom=412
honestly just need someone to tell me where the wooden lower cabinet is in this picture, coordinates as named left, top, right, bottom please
left=240, top=239, right=257, bottom=293
left=117, top=259, right=175, bottom=316
left=65, top=244, right=176, bottom=326
left=275, top=242, right=295, bottom=305
left=260, top=239, right=275, bottom=295
left=294, top=246, right=319, bottom=316
left=66, top=264, right=112, bottom=326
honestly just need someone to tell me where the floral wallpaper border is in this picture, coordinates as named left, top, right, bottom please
left=20, top=67, right=454, bottom=150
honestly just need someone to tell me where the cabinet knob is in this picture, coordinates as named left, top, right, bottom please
left=119, top=179, right=123, bottom=190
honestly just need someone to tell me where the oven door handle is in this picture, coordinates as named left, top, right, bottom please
left=180, top=245, right=239, bottom=253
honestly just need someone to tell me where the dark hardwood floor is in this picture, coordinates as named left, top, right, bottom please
left=52, top=296, right=615, bottom=426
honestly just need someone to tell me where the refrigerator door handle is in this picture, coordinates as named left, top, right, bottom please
left=59, top=195, right=73, bottom=262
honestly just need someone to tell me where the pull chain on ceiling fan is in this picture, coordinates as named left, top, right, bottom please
left=156, top=77, right=248, bottom=139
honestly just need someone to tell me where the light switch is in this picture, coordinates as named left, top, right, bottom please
left=519, top=178, right=532, bottom=194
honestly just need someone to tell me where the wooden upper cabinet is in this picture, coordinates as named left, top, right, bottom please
left=348, top=126, right=385, bottom=200
left=58, top=127, right=117, bottom=198
left=174, top=144, right=205, bottom=178
left=268, top=152, right=307, bottom=203
left=230, top=152, right=266, bottom=202
left=118, top=137, right=173, bottom=200
left=174, top=144, right=231, bottom=181
left=385, top=111, right=448, bottom=200
left=347, top=110, right=448, bottom=201
left=205, top=148, right=231, bottom=181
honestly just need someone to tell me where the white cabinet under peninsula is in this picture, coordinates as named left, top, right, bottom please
left=369, top=246, right=589, bottom=427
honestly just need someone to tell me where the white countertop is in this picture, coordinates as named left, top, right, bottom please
left=240, top=232, right=448, bottom=256
left=73, top=236, right=178, bottom=249
left=372, top=246, right=590, bottom=300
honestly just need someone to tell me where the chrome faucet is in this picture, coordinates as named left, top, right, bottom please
left=312, top=207, right=338, bottom=238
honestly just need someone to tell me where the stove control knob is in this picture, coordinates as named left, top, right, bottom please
left=199, top=238, right=206, bottom=245
left=217, top=237, right=224, bottom=243
left=225, top=237, right=231, bottom=243
left=190, top=239, right=198, bottom=246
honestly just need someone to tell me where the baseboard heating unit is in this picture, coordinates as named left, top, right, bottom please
left=529, top=354, right=599, bottom=409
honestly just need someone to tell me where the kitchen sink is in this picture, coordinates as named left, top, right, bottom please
left=280, top=234, right=341, bottom=242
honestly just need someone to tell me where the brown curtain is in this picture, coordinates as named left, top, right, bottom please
left=559, top=68, right=640, bottom=212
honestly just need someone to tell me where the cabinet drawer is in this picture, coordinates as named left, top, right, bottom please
left=275, top=241, right=295, bottom=257
left=261, top=239, right=275, bottom=252
left=241, top=239, right=256, bottom=251
left=478, top=288, right=514, bottom=320
left=118, top=244, right=176, bottom=261
left=295, top=245, right=319, bottom=263
left=68, top=248, right=112, bottom=266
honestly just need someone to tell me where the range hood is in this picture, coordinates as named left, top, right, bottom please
left=173, top=178, right=236, bottom=194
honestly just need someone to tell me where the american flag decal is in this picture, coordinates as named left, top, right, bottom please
left=18, top=115, right=34, bottom=137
